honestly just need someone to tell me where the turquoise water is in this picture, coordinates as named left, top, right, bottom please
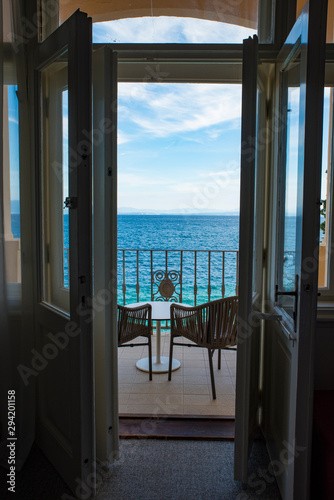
left=117, top=215, right=239, bottom=305
left=11, top=213, right=303, bottom=303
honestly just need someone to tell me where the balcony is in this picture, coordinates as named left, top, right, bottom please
left=117, top=248, right=238, bottom=417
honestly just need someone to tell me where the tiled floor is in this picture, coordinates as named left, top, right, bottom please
left=118, top=333, right=236, bottom=417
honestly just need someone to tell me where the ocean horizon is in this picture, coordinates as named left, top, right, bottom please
left=10, top=213, right=298, bottom=306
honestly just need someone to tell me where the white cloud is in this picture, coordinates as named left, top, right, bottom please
left=8, top=116, right=19, bottom=125
left=117, top=131, right=131, bottom=144
left=93, top=17, right=255, bottom=44
left=118, top=83, right=242, bottom=138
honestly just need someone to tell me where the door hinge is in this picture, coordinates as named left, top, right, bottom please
left=45, top=243, right=50, bottom=264
left=266, top=99, right=271, bottom=119
left=262, top=248, right=267, bottom=265
left=64, top=197, right=77, bottom=209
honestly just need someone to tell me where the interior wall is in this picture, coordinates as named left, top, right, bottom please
left=314, top=320, right=334, bottom=389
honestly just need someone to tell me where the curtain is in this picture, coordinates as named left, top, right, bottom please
left=60, top=0, right=258, bottom=28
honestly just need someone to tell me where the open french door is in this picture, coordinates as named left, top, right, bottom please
left=234, top=33, right=264, bottom=480
left=92, top=46, right=119, bottom=465
left=235, top=1, right=327, bottom=499
left=31, top=12, right=95, bottom=496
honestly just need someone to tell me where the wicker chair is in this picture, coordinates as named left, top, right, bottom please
left=168, top=296, right=238, bottom=399
left=117, top=304, right=153, bottom=380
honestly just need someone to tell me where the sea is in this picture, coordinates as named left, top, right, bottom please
left=10, top=213, right=304, bottom=305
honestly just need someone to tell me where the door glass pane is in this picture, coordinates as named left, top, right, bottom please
left=252, top=88, right=263, bottom=296
left=3, top=85, right=22, bottom=284
left=277, top=55, right=301, bottom=318
left=318, top=87, right=332, bottom=289
left=62, top=89, right=69, bottom=288
left=40, top=51, right=69, bottom=312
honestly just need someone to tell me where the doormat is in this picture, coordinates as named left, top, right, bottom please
left=119, top=416, right=234, bottom=440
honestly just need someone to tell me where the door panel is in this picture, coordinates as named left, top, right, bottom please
left=33, top=12, right=95, bottom=496
left=263, top=1, right=327, bottom=499
left=235, top=2, right=327, bottom=497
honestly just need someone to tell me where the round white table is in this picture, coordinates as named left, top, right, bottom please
left=127, top=301, right=182, bottom=374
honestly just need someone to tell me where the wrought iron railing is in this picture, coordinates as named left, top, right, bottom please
left=64, top=247, right=239, bottom=303
left=118, top=248, right=239, bottom=306
left=282, top=250, right=296, bottom=289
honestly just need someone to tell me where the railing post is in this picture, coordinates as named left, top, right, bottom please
left=136, top=250, right=140, bottom=302
left=180, top=250, right=183, bottom=303
left=222, top=251, right=225, bottom=298
left=122, top=249, right=126, bottom=304
left=235, top=251, right=239, bottom=296
left=150, top=250, right=153, bottom=300
left=208, top=250, right=211, bottom=301
left=194, top=250, right=197, bottom=306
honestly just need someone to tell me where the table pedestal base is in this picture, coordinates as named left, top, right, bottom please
left=136, top=356, right=181, bottom=374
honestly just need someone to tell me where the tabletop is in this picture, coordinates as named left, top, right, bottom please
left=127, top=301, right=190, bottom=321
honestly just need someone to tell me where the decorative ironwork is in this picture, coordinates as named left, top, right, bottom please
left=64, top=247, right=241, bottom=301
left=152, top=270, right=181, bottom=302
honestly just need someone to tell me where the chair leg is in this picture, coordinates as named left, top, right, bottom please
left=168, top=335, right=174, bottom=381
left=218, top=349, right=221, bottom=370
left=207, top=348, right=216, bottom=399
left=148, top=336, right=152, bottom=381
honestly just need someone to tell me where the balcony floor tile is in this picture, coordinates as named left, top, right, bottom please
left=118, top=333, right=236, bottom=417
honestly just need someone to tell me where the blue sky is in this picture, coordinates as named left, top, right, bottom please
left=116, top=82, right=242, bottom=212
left=8, top=85, right=20, bottom=208
left=92, top=16, right=255, bottom=44
left=7, top=17, right=329, bottom=215
left=93, top=17, right=255, bottom=213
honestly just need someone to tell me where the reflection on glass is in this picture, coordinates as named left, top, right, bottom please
left=252, top=89, right=260, bottom=296
left=3, top=85, right=21, bottom=283
left=283, top=86, right=300, bottom=291
left=318, top=87, right=332, bottom=288
left=62, top=90, right=69, bottom=288
left=277, top=56, right=301, bottom=319
left=41, top=52, right=69, bottom=312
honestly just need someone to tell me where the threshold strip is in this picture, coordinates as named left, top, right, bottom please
left=119, top=416, right=235, bottom=440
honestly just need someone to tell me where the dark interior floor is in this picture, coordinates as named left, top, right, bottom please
left=0, top=437, right=281, bottom=500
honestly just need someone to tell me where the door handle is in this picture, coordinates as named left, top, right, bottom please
left=275, top=274, right=299, bottom=332
left=252, top=311, right=282, bottom=321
